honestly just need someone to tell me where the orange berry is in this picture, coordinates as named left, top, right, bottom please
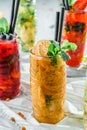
left=10, top=117, right=15, bottom=122
left=21, top=126, right=26, bottom=130
left=17, top=112, right=25, bottom=119
left=6, top=98, right=10, bottom=102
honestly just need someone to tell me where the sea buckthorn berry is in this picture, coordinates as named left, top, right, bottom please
left=10, top=117, right=15, bottom=122
left=21, top=126, right=26, bottom=130
left=6, top=98, right=10, bottom=102
left=17, top=112, right=25, bottom=119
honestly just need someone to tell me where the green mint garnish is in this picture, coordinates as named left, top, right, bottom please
left=47, top=40, right=77, bottom=65
left=68, top=0, right=74, bottom=6
left=45, top=95, right=52, bottom=105
left=61, top=40, right=77, bottom=51
left=61, top=51, right=70, bottom=61
left=47, top=40, right=60, bottom=57
left=0, top=17, right=9, bottom=34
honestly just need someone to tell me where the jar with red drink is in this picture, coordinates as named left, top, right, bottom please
left=0, top=34, right=20, bottom=100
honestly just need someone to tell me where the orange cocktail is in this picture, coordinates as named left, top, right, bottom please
left=62, top=10, right=87, bottom=67
left=30, top=40, right=66, bottom=124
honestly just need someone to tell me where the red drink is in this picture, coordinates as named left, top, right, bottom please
left=62, top=11, right=87, bottom=67
left=0, top=37, right=20, bottom=100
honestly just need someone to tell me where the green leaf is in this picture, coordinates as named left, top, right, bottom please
left=61, top=40, right=77, bottom=51
left=47, top=43, right=55, bottom=56
left=45, top=95, right=52, bottom=105
left=17, top=13, right=29, bottom=25
left=61, top=51, right=70, bottom=61
left=0, top=27, right=4, bottom=33
left=47, top=40, right=77, bottom=65
left=68, top=0, right=74, bottom=6
left=0, top=17, right=9, bottom=33
left=21, top=0, right=28, bottom=3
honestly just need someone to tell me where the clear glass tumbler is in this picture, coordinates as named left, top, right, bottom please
left=62, top=10, right=87, bottom=67
left=30, top=47, right=66, bottom=124
left=16, top=0, right=36, bottom=52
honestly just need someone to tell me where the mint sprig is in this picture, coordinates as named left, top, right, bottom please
left=61, top=40, right=77, bottom=51
left=68, top=0, right=74, bottom=6
left=0, top=17, right=9, bottom=34
left=47, top=40, right=77, bottom=65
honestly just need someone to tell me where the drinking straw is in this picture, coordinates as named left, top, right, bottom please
left=55, top=12, right=60, bottom=41
left=9, top=0, right=16, bottom=33
left=12, top=0, right=20, bottom=34
left=62, top=0, right=66, bottom=7
left=65, top=0, right=69, bottom=10
left=9, top=0, right=20, bottom=34
left=57, top=7, right=65, bottom=44
left=62, top=0, right=69, bottom=10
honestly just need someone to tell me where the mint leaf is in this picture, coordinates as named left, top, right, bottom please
left=47, top=40, right=60, bottom=65
left=68, top=0, right=74, bottom=6
left=61, top=40, right=77, bottom=51
left=47, top=43, right=55, bottom=56
left=21, top=0, right=28, bottom=3
left=47, top=40, right=60, bottom=57
left=47, top=40, right=77, bottom=65
left=61, top=51, right=70, bottom=61
left=51, top=55, right=58, bottom=65
left=0, top=27, right=4, bottom=33
left=45, top=95, right=52, bottom=105
left=0, top=18, right=9, bottom=34
left=17, top=13, right=29, bottom=25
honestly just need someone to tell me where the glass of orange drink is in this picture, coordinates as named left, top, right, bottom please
left=30, top=40, right=66, bottom=124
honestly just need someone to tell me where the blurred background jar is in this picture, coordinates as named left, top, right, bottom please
left=16, top=0, right=36, bottom=52
left=62, top=10, right=87, bottom=68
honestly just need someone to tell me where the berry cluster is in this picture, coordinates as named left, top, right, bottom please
left=65, top=22, right=85, bottom=33
left=0, top=33, right=13, bottom=40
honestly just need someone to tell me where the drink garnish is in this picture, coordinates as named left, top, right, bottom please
left=0, top=17, right=9, bottom=34
left=68, top=0, right=74, bottom=7
left=47, top=40, right=77, bottom=65
left=45, top=95, right=52, bottom=105
left=62, top=0, right=87, bottom=11
left=0, top=17, right=14, bottom=40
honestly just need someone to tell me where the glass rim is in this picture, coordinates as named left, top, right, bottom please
left=0, top=34, right=17, bottom=43
left=66, top=9, right=87, bottom=13
left=30, top=49, right=63, bottom=61
left=30, top=49, right=57, bottom=59
left=30, top=49, right=49, bottom=59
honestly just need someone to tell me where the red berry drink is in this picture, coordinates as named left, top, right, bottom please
left=0, top=34, right=20, bottom=100
left=62, top=11, right=87, bottom=67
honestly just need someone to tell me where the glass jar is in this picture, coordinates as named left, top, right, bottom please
left=0, top=37, right=20, bottom=100
left=16, top=0, right=36, bottom=52
left=62, top=10, right=87, bottom=67
left=30, top=40, right=66, bottom=124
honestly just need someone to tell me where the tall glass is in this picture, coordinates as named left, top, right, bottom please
left=0, top=37, right=20, bottom=100
left=30, top=48, right=66, bottom=124
left=16, top=0, right=36, bottom=52
left=62, top=10, right=87, bottom=67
